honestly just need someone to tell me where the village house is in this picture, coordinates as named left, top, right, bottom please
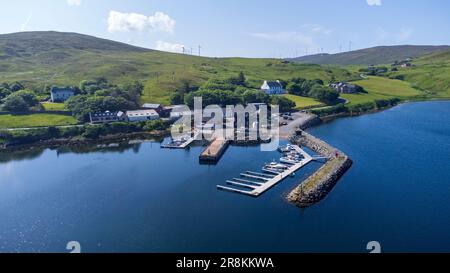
left=142, top=103, right=163, bottom=113
left=142, top=103, right=170, bottom=117
left=329, top=82, right=360, bottom=94
left=50, top=87, right=75, bottom=102
left=89, top=111, right=125, bottom=124
left=261, top=80, right=285, bottom=95
left=126, top=109, right=160, bottom=122
left=168, top=105, right=193, bottom=121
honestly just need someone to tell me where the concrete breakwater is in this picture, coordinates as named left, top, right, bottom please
left=199, top=139, right=231, bottom=163
left=287, top=131, right=353, bottom=208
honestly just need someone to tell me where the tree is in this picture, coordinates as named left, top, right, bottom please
left=308, top=85, right=339, bottom=104
left=13, top=90, right=39, bottom=106
left=236, top=72, right=246, bottom=86
left=143, top=120, right=168, bottom=131
left=242, top=90, right=269, bottom=104
left=170, top=92, right=184, bottom=105
left=82, top=125, right=104, bottom=139
left=269, top=96, right=295, bottom=113
left=66, top=95, right=135, bottom=122
left=184, top=89, right=242, bottom=107
left=179, top=79, right=192, bottom=94
left=286, top=83, right=303, bottom=96
left=0, top=87, right=11, bottom=100
left=122, top=81, right=144, bottom=104
left=2, top=90, right=38, bottom=112
left=2, top=95, right=29, bottom=112
left=10, top=82, right=24, bottom=92
left=79, top=78, right=110, bottom=94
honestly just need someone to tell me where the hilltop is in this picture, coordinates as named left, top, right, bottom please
left=0, top=31, right=353, bottom=104
left=288, top=45, right=450, bottom=66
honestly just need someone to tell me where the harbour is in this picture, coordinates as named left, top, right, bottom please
left=217, top=145, right=315, bottom=197
left=0, top=101, right=449, bottom=252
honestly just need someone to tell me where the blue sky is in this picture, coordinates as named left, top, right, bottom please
left=1, top=0, right=449, bottom=57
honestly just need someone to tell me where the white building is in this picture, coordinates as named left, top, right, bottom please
left=50, top=87, right=75, bottom=102
left=261, top=80, right=284, bottom=95
left=126, top=109, right=160, bottom=122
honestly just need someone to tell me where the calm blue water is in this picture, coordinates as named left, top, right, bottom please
left=0, top=101, right=449, bottom=253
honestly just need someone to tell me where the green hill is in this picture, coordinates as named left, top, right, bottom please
left=289, top=45, right=450, bottom=66
left=0, top=31, right=354, bottom=104
left=387, top=50, right=450, bottom=97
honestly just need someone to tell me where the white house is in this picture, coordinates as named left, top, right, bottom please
left=261, top=80, right=284, bottom=95
left=126, top=109, right=160, bottom=122
left=50, top=87, right=75, bottom=102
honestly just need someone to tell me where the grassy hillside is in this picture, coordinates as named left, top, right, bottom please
left=342, top=76, right=422, bottom=106
left=387, top=50, right=450, bottom=97
left=289, top=45, right=450, bottom=66
left=0, top=31, right=354, bottom=105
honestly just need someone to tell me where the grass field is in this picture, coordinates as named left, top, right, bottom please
left=41, top=102, right=67, bottom=111
left=340, top=92, right=389, bottom=106
left=0, top=113, right=78, bottom=128
left=388, top=50, right=450, bottom=98
left=284, top=94, right=325, bottom=109
left=352, top=76, right=421, bottom=97
left=340, top=76, right=423, bottom=106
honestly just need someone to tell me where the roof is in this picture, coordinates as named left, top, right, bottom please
left=126, top=109, right=159, bottom=117
left=91, top=111, right=119, bottom=118
left=263, top=81, right=283, bottom=89
left=142, top=103, right=162, bottom=109
left=51, top=87, right=75, bottom=94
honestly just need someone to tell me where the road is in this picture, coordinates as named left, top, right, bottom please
left=2, top=124, right=84, bottom=131
left=278, top=112, right=316, bottom=139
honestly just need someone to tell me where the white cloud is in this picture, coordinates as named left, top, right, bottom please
left=367, top=0, right=382, bottom=6
left=67, top=0, right=81, bottom=6
left=107, top=11, right=175, bottom=33
left=155, top=41, right=185, bottom=53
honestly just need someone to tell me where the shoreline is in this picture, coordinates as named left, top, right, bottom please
left=0, top=131, right=168, bottom=153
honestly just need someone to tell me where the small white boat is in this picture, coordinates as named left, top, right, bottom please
left=280, top=157, right=300, bottom=165
left=278, top=144, right=294, bottom=153
left=262, top=167, right=282, bottom=175
left=265, top=162, right=288, bottom=170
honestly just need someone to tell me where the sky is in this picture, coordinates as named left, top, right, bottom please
left=1, top=0, right=449, bottom=58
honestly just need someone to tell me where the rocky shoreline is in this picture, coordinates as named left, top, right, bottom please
left=287, top=129, right=353, bottom=208
left=0, top=131, right=167, bottom=153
